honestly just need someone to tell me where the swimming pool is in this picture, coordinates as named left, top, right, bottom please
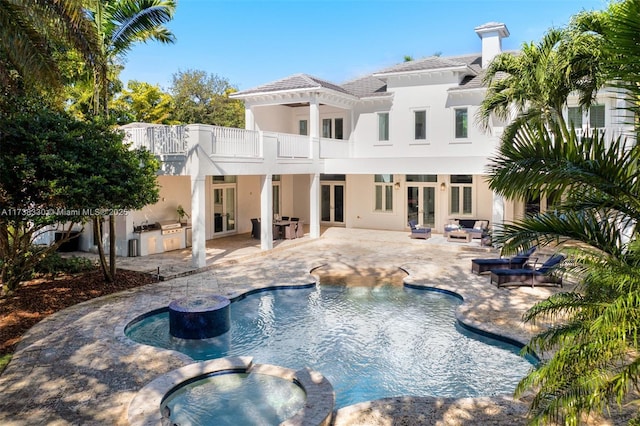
left=126, top=283, right=535, bottom=408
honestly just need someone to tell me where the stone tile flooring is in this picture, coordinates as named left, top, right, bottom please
left=0, top=228, right=621, bottom=425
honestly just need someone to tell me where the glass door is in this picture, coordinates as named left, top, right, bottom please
left=407, top=185, right=436, bottom=228
left=321, top=183, right=345, bottom=225
left=212, top=185, right=236, bottom=235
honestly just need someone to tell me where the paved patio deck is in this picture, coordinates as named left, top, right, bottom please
left=0, top=228, right=625, bottom=425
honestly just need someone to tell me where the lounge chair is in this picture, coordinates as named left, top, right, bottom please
left=471, top=246, right=536, bottom=274
left=490, top=254, right=566, bottom=288
left=408, top=220, right=431, bottom=239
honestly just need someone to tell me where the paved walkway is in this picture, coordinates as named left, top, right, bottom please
left=0, top=228, right=619, bottom=425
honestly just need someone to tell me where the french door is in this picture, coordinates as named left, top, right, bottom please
left=407, top=185, right=436, bottom=229
left=321, top=183, right=344, bottom=225
left=211, top=185, right=236, bottom=235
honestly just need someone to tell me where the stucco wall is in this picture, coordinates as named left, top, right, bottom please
left=343, top=173, right=493, bottom=234
left=128, top=176, right=191, bottom=227
left=351, top=74, right=497, bottom=160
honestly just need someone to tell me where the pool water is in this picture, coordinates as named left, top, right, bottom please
left=162, top=372, right=306, bottom=425
left=127, top=284, right=535, bottom=408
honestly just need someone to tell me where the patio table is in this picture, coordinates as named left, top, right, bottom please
left=447, top=230, right=471, bottom=243
left=273, top=220, right=292, bottom=239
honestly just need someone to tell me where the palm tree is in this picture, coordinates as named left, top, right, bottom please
left=0, top=0, right=102, bottom=91
left=478, top=27, right=603, bottom=142
left=83, top=0, right=176, bottom=281
left=87, top=0, right=176, bottom=115
left=486, top=2, right=640, bottom=421
left=488, top=120, right=640, bottom=424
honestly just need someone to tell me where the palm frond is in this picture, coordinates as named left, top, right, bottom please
left=107, top=0, right=176, bottom=56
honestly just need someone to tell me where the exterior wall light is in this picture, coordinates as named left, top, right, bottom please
left=394, top=182, right=401, bottom=190
left=440, top=182, right=446, bottom=191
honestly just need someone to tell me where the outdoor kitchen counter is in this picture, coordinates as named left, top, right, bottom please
left=136, top=227, right=185, bottom=256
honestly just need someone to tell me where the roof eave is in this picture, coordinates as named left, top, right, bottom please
left=448, top=87, right=487, bottom=93
left=231, top=86, right=360, bottom=103
left=230, top=87, right=318, bottom=99
left=373, top=65, right=475, bottom=79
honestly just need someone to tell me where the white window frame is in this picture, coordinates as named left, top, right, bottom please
left=322, top=118, right=332, bottom=138
left=414, top=109, right=427, bottom=141
left=374, top=174, right=394, bottom=212
left=334, top=117, right=344, bottom=140
left=567, top=106, right=583, bottom=129
left=378, top=112, right=389, bottom=141
left=272, top=175, right=281, bottom=217
left=449, top=175, right=473, bottom=216
left=320, top=117, right=346, bottom=140
left=299, top=119, right=308, bottom=136
left=454, top=107, right=468, bottom=140
left=589, top=104, right=605, bottom=128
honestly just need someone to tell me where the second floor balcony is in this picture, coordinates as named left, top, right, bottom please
left=123, top=124, right=351, bottom=160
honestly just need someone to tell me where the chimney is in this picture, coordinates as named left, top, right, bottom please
left=474, top=22, right=510, bottom=68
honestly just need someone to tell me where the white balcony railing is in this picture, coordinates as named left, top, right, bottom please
left=319, top=137, right=349, bottom=158
left=124, top=125, right=187, bottom=154
left=277, top=133, right=310, bottom=158
left=209, top=126, right=260, bottom=157
left=123, top=124, right=358, bottom=162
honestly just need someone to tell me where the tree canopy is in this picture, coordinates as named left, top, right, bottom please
left=170, top=69, right=245, bottom=127
left=0, top=99, right=159, bottom=293
left=0, top=0, right=102, bottom=92
left=111, top=80, right=175, bottom=124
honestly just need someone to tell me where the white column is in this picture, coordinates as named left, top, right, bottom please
left=492, top=191, right=505, bottom=236
left=349, top=109, right=356, bottom=157
left=260, top=174, right=273, bottom=250
left=191, top=176, right=206, bottom=268
left=245, top=106, right=255, bottom=131
left=309, top=96, right=319, bottom=159
left=310, top=173, right=320, bottom=238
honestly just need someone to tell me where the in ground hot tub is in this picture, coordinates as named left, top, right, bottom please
left=128, top=356, right=334, bottom=426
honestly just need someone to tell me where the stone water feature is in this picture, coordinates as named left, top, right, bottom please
left=168, top=295, right=230, bottom=339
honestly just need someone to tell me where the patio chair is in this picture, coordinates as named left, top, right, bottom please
left=250, top=218, right=260, bottom=239
left=408, top=220, right=431, bottom=240
left=490, top=254, right=566, bottom=288
left=284, top=222, right=297, bottom=239
left=295, top=220, right=304, bottom=238
left=471, top=246, right=536, bottom=275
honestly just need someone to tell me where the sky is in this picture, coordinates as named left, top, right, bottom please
left=119, top=0, right=609, bottom=92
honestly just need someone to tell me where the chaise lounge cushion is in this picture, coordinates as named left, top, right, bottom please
left=471, top=246, right=536, bottom=274
left=490, top=254, right=566, bottom=287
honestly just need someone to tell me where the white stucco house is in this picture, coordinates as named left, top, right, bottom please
left=70, top=22, right=633, bottom=268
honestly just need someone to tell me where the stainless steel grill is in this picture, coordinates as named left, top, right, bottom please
left=156, top=220, right=183, bottom=235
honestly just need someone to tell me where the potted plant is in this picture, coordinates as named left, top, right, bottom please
left=176, top=205, right=189, bottom=225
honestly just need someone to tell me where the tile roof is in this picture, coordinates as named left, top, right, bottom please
left=340, top=75, right=388, bottom=98
left=233, top=73, right=352, bottom=97
left=235, top=49, right=518, bottom=99
left=373, top=55, right=476, bottom=76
